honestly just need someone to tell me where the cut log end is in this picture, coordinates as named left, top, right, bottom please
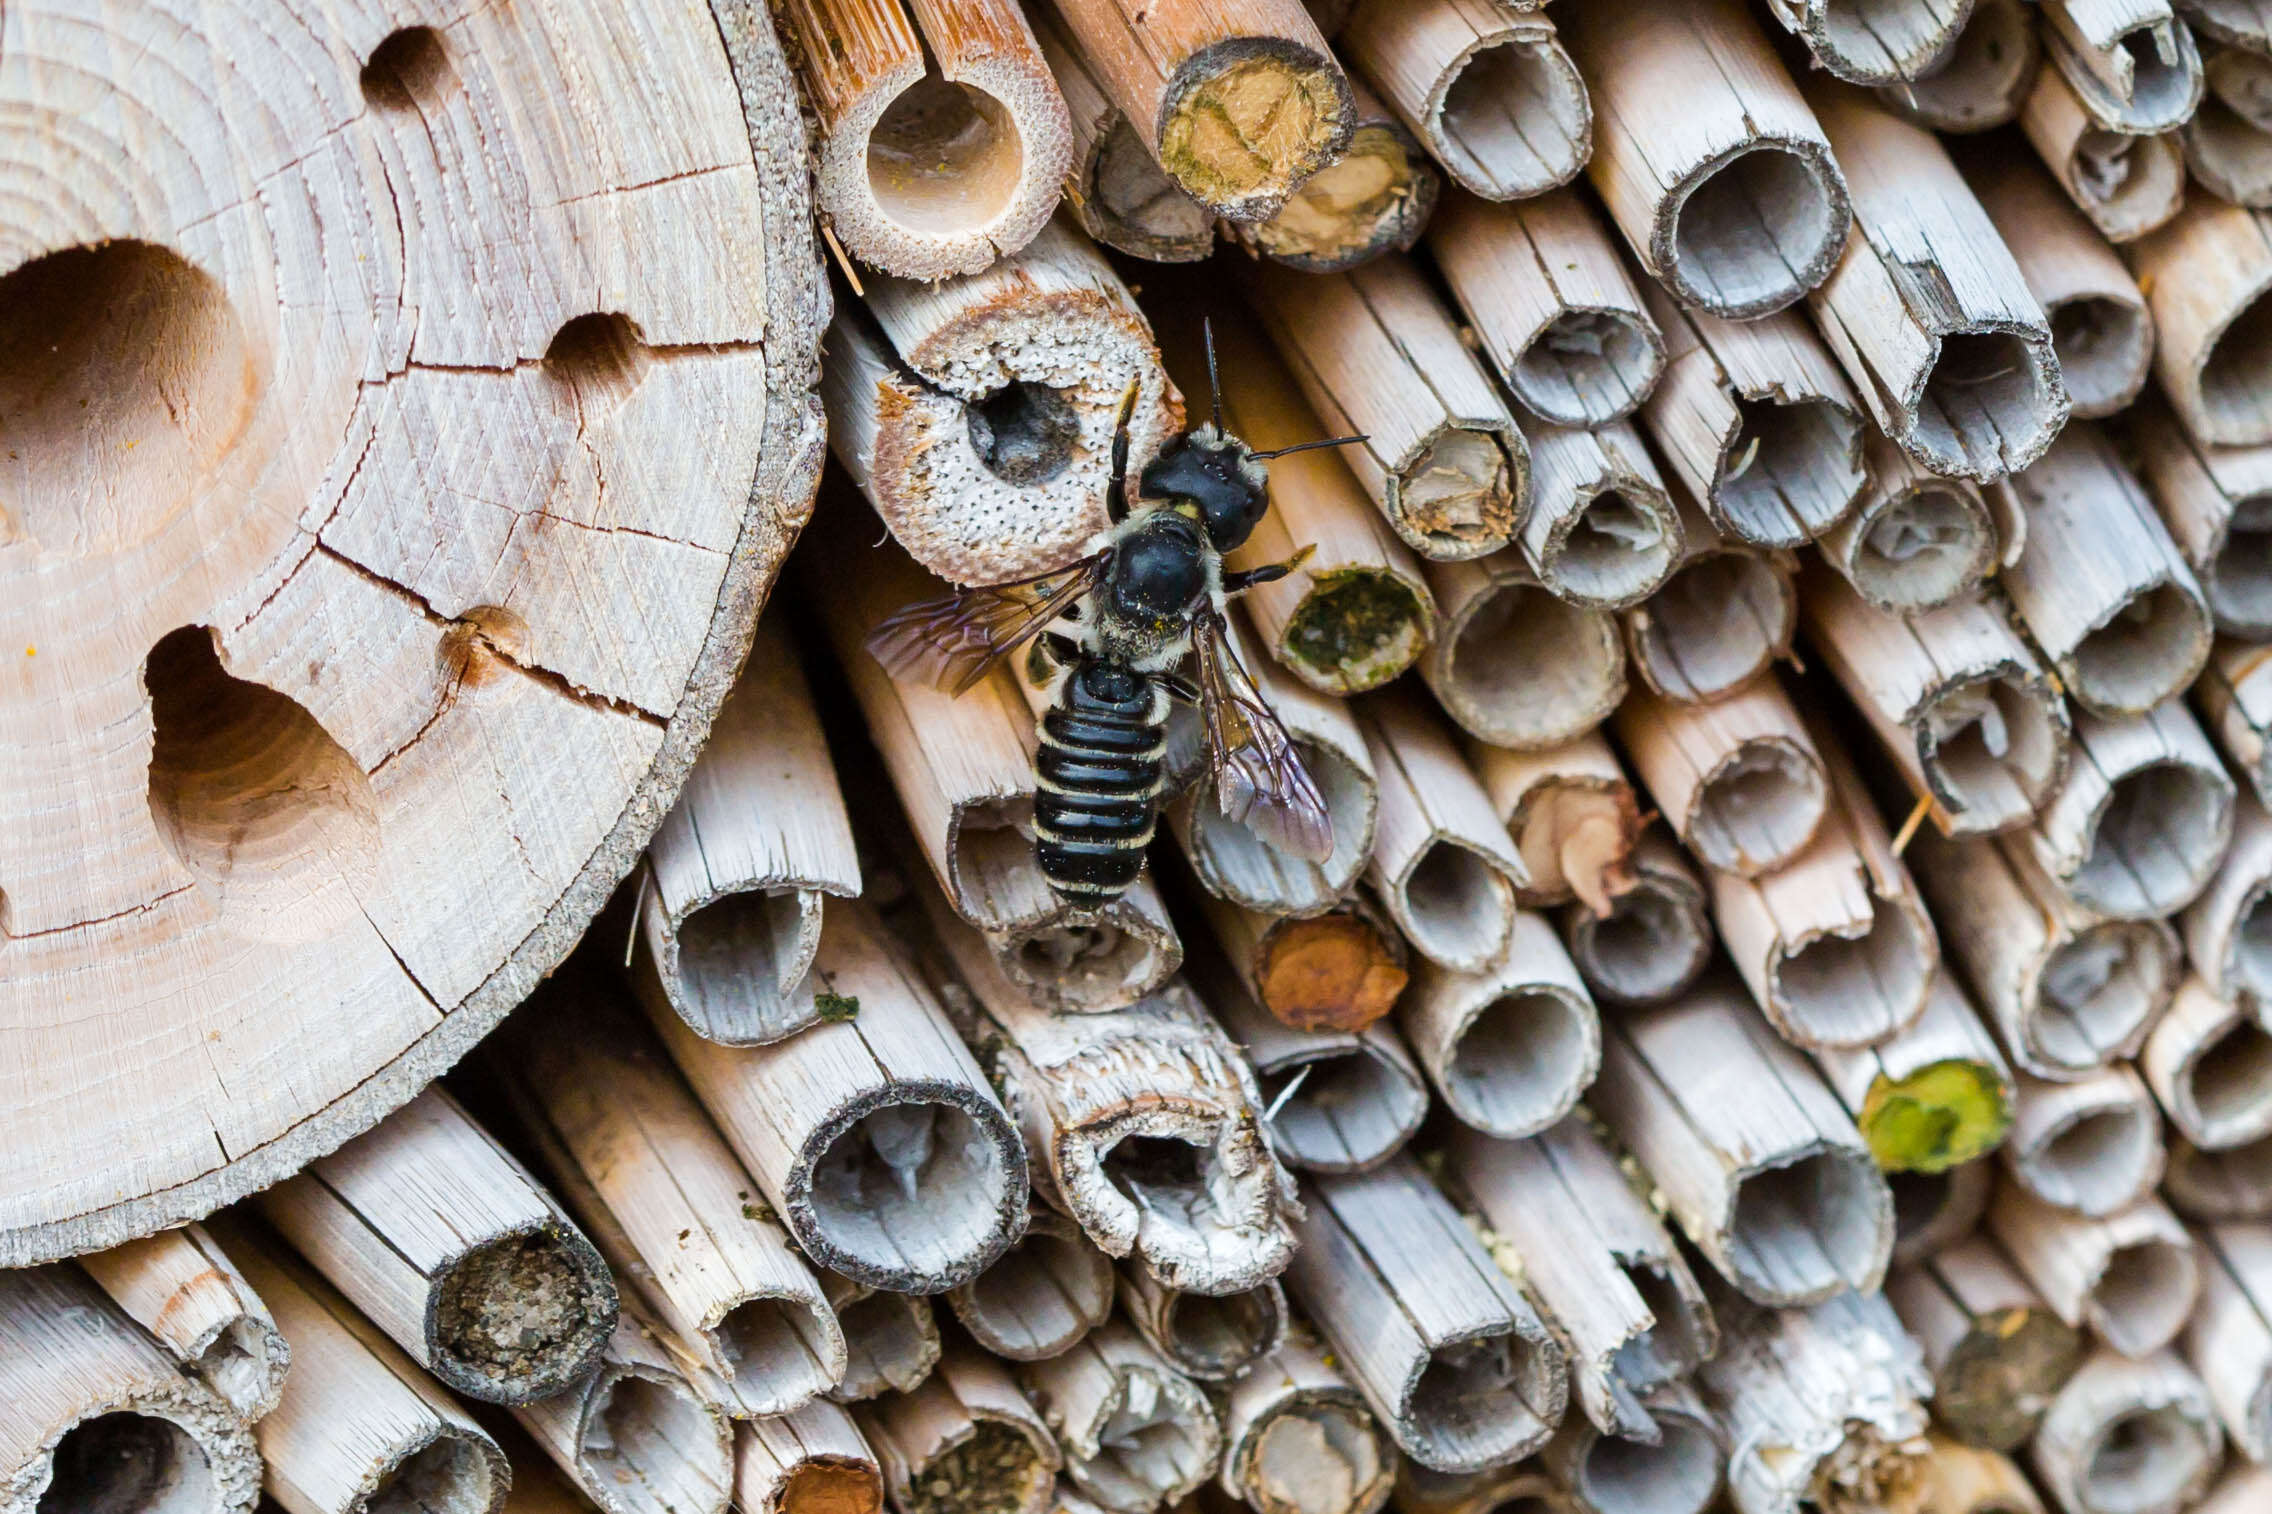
left=1628, top=549, right=1797, bottom=705
left=1908, top=329, right=2066, bottom=482
left=1714, top=393, right=1867, bottom=547
left=1253, top=121, right=1439, bottom=273
left=1688, top=738, right=1828, bottom=876
left=1860, top=1059, right=2015, bottom=1174
left=1257, top=912, right=1411, bottom=1033
left=1238, top=1396, right=1396, bottom=1514
left=801, top=1095, right=1024, bottom=1293
left=431, top=1227, right=619, bottom=1403
left=1432, top=33, right=1590, bottom=200
left=1280, top=569, right=1433, bottom=695
left=2048, top=294, right=2153, bottom=419
left=1725, top=1146, right=1891, bottom=1305
left=1157, top=41, right=1354, bottom=222
left=1936, top=1306, right=2085, bottom=1453
left=1664, top=142, right=1850, bottom=318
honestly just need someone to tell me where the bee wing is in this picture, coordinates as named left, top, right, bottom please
left=1193, top=611, right=1335, bottom=862
left=866, top=554, right=1109, bottom=695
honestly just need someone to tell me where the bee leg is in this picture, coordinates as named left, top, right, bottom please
left=1159, top=673, right=1201, bottom=704
left=1222, top=544, right=1316, bottom=597
left=1106, top=379, right=1140, bottom=524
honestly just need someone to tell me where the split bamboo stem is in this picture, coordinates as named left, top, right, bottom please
left=1241, top=77, right=1440, bottom=273
left=1613, top=677, right=1829, bottom=879
left=1118, top=1270, right=1287, bottom=1383
left=651, top=898, right=1029, bottom=1294
left=1878, top=0, right=2041, bottom=133
left=1557, top=827, right=1714, bottom=1010
left=2132, top=395, right=2272, bottom=640
left=1337, top=0, right=1590, bottom=202
left=946, top=1208, right=1116, bottom=1362
left=255, top=1086, right=618, bottom=1405
left=2030, top=1349, right=2223, bottom=1514
left=735, top=1401, right=885, bottom=1514
left=2145, top=976, right=2272, bottom=1152
left=1989, top=1185, right=2200, bottom=1356
left=1815, top=972, right=2017, bottom=1175
left=634, top=613, right=860, bottom=1046
left=2020, top=65, right=2188, bottom=242
left=1034, top=4, right=1215, bottom=262
left=1400, top=911, right=1601, bottom=1138
left=2185, top=793, right=2272, bottom=1007
left=1565, top=0, right=1853, bottom=319
left=1762, top=0, right=1978, bottom=85
left=2166, top=1128, right=2272, bottom=1220
left=1467, top=731, right=1640, bottom=915
left=1804, top=86, right=2070, bottom=482
left=1621, top=488, right=1799, bottom=707
left=2039, top=0, right=2207, bottom=134
left=1419, top=556, right=1627, bottom=750
left=2128, top=196, right=2272, bottom=446
left=1892, top=1157, right=1997, bottom=1267
left=1540, top=1382, right=1727, bottom=1514
left=1885, top=1234, right=2085, bottom=1451
left=2184, top=45, right=2272, bottom=205
left=1285, top=1155, right=1569, bottom=1474
left=1360, top=690, right=1525, bottom=973
left=78, top=1222, right=289, bottom=1422
left=2182, top=1220, right=2272, bottom=1458
left=1196, top=887, right=1409, bottom=1036
left=2003, top=1063, right=2167, bottom=1216
left=1816, top=431, right=1998, bottom=613
left=512, top=1304, right=735, bottom=1514
left=1243, top=256, right=1528, bottom=562
left=1016, top=1321, right=1222, bottom=1513
left=858, top=1347, right=1062, bottom=1514
left=1589, top=973, right=1894, bottom=1307
left=1517, top=423, right=1683, bottom=613
left=1218, top=1336, right=1398, bottom=1514
left=2198, top=637, right=2272, bottom=810
left=825, top=1275, right=944, bottom=1401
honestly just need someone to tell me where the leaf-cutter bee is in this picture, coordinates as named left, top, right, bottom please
left=867, top=325, right=1363, bottom=907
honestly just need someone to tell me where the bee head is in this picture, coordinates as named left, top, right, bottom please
left=1140, top=425, right=1271, bottom=553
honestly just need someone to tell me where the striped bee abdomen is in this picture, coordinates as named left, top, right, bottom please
left=1033, top=659, right=1169, bottom=904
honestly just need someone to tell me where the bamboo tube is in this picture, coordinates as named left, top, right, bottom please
left=1427, top=191, right=1666, bottom=430
left=2002, top=1063, right=2166, bottom=1216
left=822, top=226, right=1181, bottom=588
left=2143, top=977, right=2272, bottom=1151
left=2183, top=1220, right=2272, bottom=1457
left=1238, top=77, right=1441, bottom=273
left=634, top=614, right=861, bottom=1045
left=859, top=1347, right=1062, bottom=1514
left=2021, top=66, right=2189, bottom=242
left=1764, top=0, right=1978, bottom=84
left=945, top=1208, right=1116, bottom=1362
left=2186, top=793, right=2272, bottom=1004
left=1886, top=1235, right=2085, bottom=1451
left=2167, top=1128, right=2272, bottom=1219
left=2132, top=397, right=2272, bottom=640
left=255, top=1086, right=618, bottom=1404
left=926, top=911, right=1300, bottom=1296
left=1119, top=1271, right=1287, bottom=1382
left=1564, top=0, right=1851, bottom=318
left=1816, top=431, right=1998, bottom=613
left=825, top=1275, right=944, bottom=1401
left=1693, top=1283, right=1932, bottom=1514
left=1033, top=4, right=1215, bottom=262
left=1709, top=739, right=1940, bottom=1051
left=1400, top=911, right=1600, bottom=1138
left=2040, top=0, right=2206, bottom=133
left=1338, top=0, right=1589, bottom=202
left=1638, top=288, right=1866, bottom=549
left=736, top=1402, right=885, bottom=1514
left=1360, top=690, right=1525, bottom=973
left=2184, top=44, right=2272, bottom=205
left=1514, top=423, right=1683, bottom=612
left=1803, top=87, right=2069, bottom=481
left=1152, top=305, right=1435, bottom=697
left=1613, top=677, right=1828, bottom=879
left=812, top=522, right=1181, bottom=1009
left=501, top=1431, right=601, bottom=1514
left=2197, top=1464, right=2272, bottom=1514
left=1467, top=732, right=1640, bottom=915
left=1801, top=565, right=2070, bottom=837
left=1285, top=1156, right=1569, bottom=1473
left=1903, top=1436, right=2045, bottom=1514
left=2021, top=700, right=2236, bottom=921
left=491, top=998, right=844, bottom=1415
left=1558, top=827, right=1713, bottom=1010
left=1198, top=887, right=1409, bottom=1035
left=781, top=0, right=1071, bottom=278
left=1816, top=973, right=2017, bottom=1174
left=2199, top=637, right=2272, bottom=810
left=2030, top=1349, right=2222, bottom=1514
left=0, top=1263, right=260, bottom=1514
left=1392, top=1464, right=1579, bottom=1514
left=1541, top=1383, right=1726, bottom=1514
left=1200, top=951, right=1428, bottom=1174
left=1907, top=826, right=2182, bottom=1079
left=1448, top=1117, right=1717, bottom=1441
left=652, top=899, right=1028, bottom=1294
left=1033, top=0, right=1355, bottom=223
left=1879, top=0, right=2042, bottom=132
left=2130, top=197, right=2272, bottom=445
left=1622, top=504, right=1798, bottom=710
left=1991, top=1186, right=2199, bottom=1355
left=1243, top=256, right=1527, bottom=562
left=2000, top=425, right=2214, bottom=718
left=1418, top=557, right=1627, bottom=750
left=2178, top=0, right=2272, bottom=48
left=1963, top=148, right=2155, bottom=417
left=513, top=1304, right=736, bottom=1514
left=209, top=1217, right=510, bottom=1514
left=78, top=1223, right=289, bottom=1422
left=1892, top=1157, right=1997, bottom=1266
left=1017, top=1321, right=1222, bottom=1512
left=1591, top=974, right=1894, bottom=1306
left=1218, top=1336, right=1397, bottom=1514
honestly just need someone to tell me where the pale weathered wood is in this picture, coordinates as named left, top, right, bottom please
left=1759, top=0, right=1976, bottom=83
left=652, top=899, right=1028, bottom=1294
left=1541, top=1382, right=1726, bottom=1514
left=2185, top=793, right=2272, bottom=1008
left=2002, top=1063, right=2167, bottom=1216
left=634, top=612, right=860, bottom=1046
left=1217, top=1335, right=1397, bottom=1514
left=2021, top=64, right=2189, bottom=243
left=1804, top=87, right=2069, bottom=481
left=1817, top=431, right=1998, bottom=613
left=2198, top=637, right=2272, bottom=808
left=2167, top=1128, right=2272, bottom=1220
left=2021, top=700, right=2236, bottom=921
left=2128, top=197, right=2272, bottom=446
left=1815, top=971, right=2016, bottom=1174
left=2030, top=1349, right=2222, bottom=1514
left=0, top=0, right=828, bottom=1270
left=0, top=1262, right=261, bottom=1514
left=825, top=1274, right=944, bottom=1403
left=1878, top=0, right=2041, bottom=132
left=779, top=0, right=1073, bottom=277
left=1238, top=76, right=1442, bottom=273
left=1517, top=423, right=1683, bottom=613
left=1428, top=191, right=1666, bottom=429
left=2040, top=0, right=2207, bottom=133
left=1360, top=690, right=1525, bottom=972
left=1990, top=1184, right=2199, bottom=1355
left=1450, top=1116, right=1716, bottom=1442
left=1244, top=256, right=1528, bottom=562
left=1467, top=731, right=1639, bottom=914
left=79, top=1222, right=289, bottom=1423
left=512, top=1303, right=735, bottom=1514
left=1018, top=1321, right=1222, bottom=1513
left=2197, top=1464, right=2272, bottom=1514
left=1623, top=488, right=1799, bottom=707
left=1400, top=911, right=1600, bottom=1138
left=736, top=1401, right=884, bottom=1514
left=256, top=1086, right=618, bottom=1405
left=946, top=1207, right=1116, bottom=1363
left=1033, top=3, right=1215, bottom=262
left=1613, top=678, right=1828, bottom=878
left=1558, top=827, right=1714, bottom=1010
left=1892, top=1157, right=1997, bottom=1267
left=2184, top=45, right=2272, bottom=205
left=1285, top=1156, right=1568, bottom=1473
left=2145, top=975, right=2272, bottom=1152
left=1339, top=0, right=1590, bottom=201
left=2133, top=396, right=2272, bottom=639
left=1419, top=556, right=1627, bottom=750
left=2182, top=1220, right=2272, bottom=1458
left=1885, top=1235, right=2084, bottom=1451
left=1590, top=975, right=1894, bottom=1307
left=1118, top=1270, right=1287, bottom=1382
left=859, top=1347, right=1061, bottom=1514
left=1566, top=0, right=1852, bottom=318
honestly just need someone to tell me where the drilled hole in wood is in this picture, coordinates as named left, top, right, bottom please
left=581, top=1374, right=717, bottom=1514
left=867, top=77, right=1024, bottom=235
left=544, top=312, right=651, bottom=417
left=2038, top=921, right=2171, bottom=1069
left=1673, top=146, right=1841, bottom=315
left=965, top=380, right=1079, bottom=486
left=809, top=1101, right=1008, bottom=1281
left=144, top=626, right=380, bottom=943
left=1726, top=1148, right=1882, bottom=1298
left=0, top=242, right=253, bottom=556
left=1437, top=40, right=1585, bottom=196
left=38, top=1413, right=215, bottom=1514
left=1718, top=394, right=1863, bottom=544
left=360, top=26, right=453, bottom=111
left=2049, top=297, right=2149, bottom=417
left=1917, top=331, right=2054, bottom=477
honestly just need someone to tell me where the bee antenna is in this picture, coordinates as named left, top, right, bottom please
left=1204, top=316, right=1225, bottom=438
left=1251, top=433, right=1369, bottom=461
